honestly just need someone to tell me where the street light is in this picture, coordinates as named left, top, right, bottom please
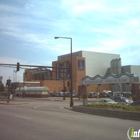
left=54, top=36, right=73, bottom=107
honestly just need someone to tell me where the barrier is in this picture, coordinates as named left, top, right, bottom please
left=73, top=106, right=140, bottom=121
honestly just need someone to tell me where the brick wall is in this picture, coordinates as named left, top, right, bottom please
left=52, top=56, right=86, bottom=92
left=132, top=83, right=140, bottom=101
left=40, top=80, right=68, bottom=93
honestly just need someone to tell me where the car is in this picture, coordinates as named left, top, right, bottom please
left=115, top=97, right=133, bottom=105
left=130, top=100, right=140, bottom=106
left=87, top=92, right=96, bottom=98
left=99, top=99, right=117, bottom=104
left=15, top=92, right=23, bottom=97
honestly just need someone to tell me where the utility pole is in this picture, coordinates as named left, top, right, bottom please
left=63, top=69, right=66, bottom=100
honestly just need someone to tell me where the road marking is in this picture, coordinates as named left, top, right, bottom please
left=15, top=115, right=32, bottom=120
left=34, top=104, right=46, bottom=109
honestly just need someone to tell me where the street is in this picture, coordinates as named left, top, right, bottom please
left=0, top=97, right=139, bottom=140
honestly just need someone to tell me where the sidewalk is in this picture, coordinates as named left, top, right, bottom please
left=0, top=97, right=81, bottom=105
left=0, top=97, right=28, bottom=105
left=0, top=100, right=28, bottom=105
left=0, top=96, right=100, bottom=105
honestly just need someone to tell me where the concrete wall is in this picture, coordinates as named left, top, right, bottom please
left=122, top=65, right=140, bottom=80
left=131, top=65, right=140, bottom=80
left=73, top=106, right=140, bottom=121
left=122, top=65, right=140, bottom=92
left=110, top=58, right=122, bottom=92
left=122, top=65, right=131, bottom=73
left=82, top=51, right=120, bottom=76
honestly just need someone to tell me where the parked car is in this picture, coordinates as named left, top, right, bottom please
left=15, top=92, right=23, bottom=97
left=99, top=99, right=117, bottom=104
left=122, top=92, right=132, bottom=98
left=115, top=97, right=133, bottom=105
left=87, top=92, right=96, bottom=98
left=103, top=90, right=112, bottom=97
left=73, top=92, right=78, bottom=97
left=130, top=100, right=140, bottom=106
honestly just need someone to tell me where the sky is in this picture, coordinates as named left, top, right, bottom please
left=0, top=0, right=140, bottom=85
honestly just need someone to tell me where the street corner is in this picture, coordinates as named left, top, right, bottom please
left=64, top=106, right=73, bottom=110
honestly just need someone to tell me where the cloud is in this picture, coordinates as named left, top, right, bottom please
left=101, top=39, right=125, bottom=50
left=0, top=57, right=25, bottom=85
left=0, top=0, right=140, bottom=84
left=0, top=3, right=18, bottom=12
left=62, top=0, right=109, bottom=14
left=0, top=57, right=24, bottom=64
left=120, top=46, right=140, bottom=65
left=0, top=56, right=53, bottom=85
left=78, top=39, right=125, bottom=53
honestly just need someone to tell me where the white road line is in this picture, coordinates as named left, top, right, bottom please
left=15, top=115, right=32, bottom=120
left=34, top=104, right=46, bottom=109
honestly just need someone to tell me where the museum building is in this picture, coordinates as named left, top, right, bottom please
left=23, top=50, right=140, bottom=94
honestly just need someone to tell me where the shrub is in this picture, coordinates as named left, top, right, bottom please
left=84, top=103, right=140, bottom=112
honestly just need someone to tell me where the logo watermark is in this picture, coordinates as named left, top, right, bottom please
left=127, top=127, right=140, bottom=140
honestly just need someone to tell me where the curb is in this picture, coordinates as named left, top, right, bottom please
left=64, top=107, right=73, bottom=110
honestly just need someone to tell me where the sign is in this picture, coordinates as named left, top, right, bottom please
left=78, top=60, right=85, bottom=70
left=81, top=73, right=134, bottom=85
left=127, top=127, right=140, bottom=140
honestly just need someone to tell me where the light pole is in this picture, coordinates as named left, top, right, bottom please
left=54, top=36, right=73, bottom=107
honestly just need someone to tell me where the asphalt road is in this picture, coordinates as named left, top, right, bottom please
left=0, top=97, right=139, bottom=140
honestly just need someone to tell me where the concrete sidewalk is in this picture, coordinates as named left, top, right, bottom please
left=0, top=97, right=81, bottom=105
left=0, top=96, right=100, bottom=105
left=0, top=100, right=28, bottom=105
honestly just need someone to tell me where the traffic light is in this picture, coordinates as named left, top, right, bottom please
left=17, top=62, right=20, bottom=71
left=6, top=79, right=11, bottom=86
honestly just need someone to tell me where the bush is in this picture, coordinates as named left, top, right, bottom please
left=0, top=83, right=4, bottom=92
left=85, top=103, right=140, bottom=112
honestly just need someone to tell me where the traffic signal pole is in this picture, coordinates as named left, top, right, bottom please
left=7, top=85, right=9, bottom=103
left=6, top=79, right=11, bottom=103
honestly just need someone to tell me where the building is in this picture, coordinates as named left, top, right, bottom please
left=105, top=58, right=140, bottom=92
left=58, top=50, right=120, bottom=76
left=24, top=68, right=52, bottom=81
left=24, top=50, right=121, bottom=93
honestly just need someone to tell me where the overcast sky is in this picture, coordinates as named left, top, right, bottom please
left=0, top=0, right=140, bottom=84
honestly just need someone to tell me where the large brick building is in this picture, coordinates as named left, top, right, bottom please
left=23, top=50, right=121, bottom=93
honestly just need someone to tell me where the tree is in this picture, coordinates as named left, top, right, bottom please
left=0, top=83, right=4, bottom=91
